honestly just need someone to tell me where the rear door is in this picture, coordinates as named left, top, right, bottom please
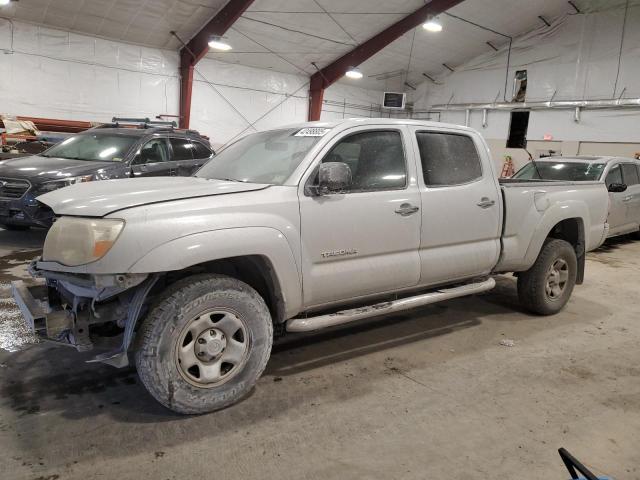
left=621, top=163, right=640, bottom=230
left=605, top=163, right=628, bottom=235
left=170, top=138, right=213, bottom=176
left=298, top=126, right=421, bottom=308
left=409, top=127, right=502, bottom=286
left=130, top=138, right=173, bottom=177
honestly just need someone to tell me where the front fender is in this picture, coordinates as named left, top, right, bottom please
left=129, top=227, right=302, bottom=317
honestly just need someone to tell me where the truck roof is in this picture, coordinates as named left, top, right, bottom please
left=280, top=117, right=477, bottom=133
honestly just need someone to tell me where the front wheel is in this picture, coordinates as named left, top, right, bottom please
left=517, top=239, right=577, bottom=315
left=135, top=274, right=273, bottom=414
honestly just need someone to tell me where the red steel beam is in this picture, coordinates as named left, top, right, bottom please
left=179, top=0, right=255, bottom=128
left=308, top=0, right=465, bottom=120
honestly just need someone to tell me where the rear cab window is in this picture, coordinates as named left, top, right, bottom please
left=415, top=131, right=482, bottom=186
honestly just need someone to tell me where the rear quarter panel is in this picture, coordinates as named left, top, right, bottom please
left=496, top=181, right=608, bottom=272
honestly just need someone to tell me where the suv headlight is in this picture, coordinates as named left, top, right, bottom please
left=42, top=217, right=124, bottom=266
left=39, top=175, right=93, bottom=193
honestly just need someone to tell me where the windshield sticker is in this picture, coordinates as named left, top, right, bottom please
left=294, top=127, right=330, bottom=137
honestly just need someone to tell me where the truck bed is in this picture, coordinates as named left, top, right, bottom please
left=495, top=179, right=609, bottom=273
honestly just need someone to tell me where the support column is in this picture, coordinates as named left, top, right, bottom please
left=308, top=77, right=325, bottom=121
left=179, top=62, right=194, bottom=129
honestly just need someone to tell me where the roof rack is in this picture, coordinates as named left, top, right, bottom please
left=92, top=117, right=178, bottom=130
left=90, top=118, right=204, bottom=137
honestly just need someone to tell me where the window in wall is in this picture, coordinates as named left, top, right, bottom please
left=416, top=131, right=482, bottom=186
left=512, top=70, right=527, bottom=102
left=506, top=111, right=530, bottom=149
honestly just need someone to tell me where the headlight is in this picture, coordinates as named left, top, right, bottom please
left=42, top=217, right=124, bottom=266
left=39, top=175, right=93, bottom=193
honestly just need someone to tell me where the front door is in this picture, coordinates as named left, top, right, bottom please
left=409, top=127, right=502, bottom=286
left=130, top=138, right=174, bottom=177
left=298, top=127, right=421, bottom=309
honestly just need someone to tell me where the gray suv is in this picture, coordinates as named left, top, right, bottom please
left=0, top=119, right=215, bottom=229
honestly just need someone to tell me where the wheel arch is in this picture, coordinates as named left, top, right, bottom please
left=526, top=216, right=586, bottom=284
left=129, top=227, right=302, bottom=320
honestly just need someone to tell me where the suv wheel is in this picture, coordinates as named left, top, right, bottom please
left=135, top=274, right=273, bottom=414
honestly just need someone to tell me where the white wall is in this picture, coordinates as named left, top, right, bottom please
left=189, top=58, right=310, bottom=149
left=0, top=18, right=179, bottom=122
left=412, top=4, right=640, bottom=170
left=190, top=59, right=389, bottom=149
left=1, top=18, right=387, bottom=150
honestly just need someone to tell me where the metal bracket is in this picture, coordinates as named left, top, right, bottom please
left=87, top=274, right=160, bottom=368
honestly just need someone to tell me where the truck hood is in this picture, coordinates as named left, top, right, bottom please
left=37, top=177, right=269, bottom=217
left=0, top=154, right=116, bottom=182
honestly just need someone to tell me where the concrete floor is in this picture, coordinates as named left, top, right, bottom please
left=1, top=228, right=639, bottom=480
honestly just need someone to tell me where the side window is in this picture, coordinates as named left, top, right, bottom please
left=321, top=130, right=406, bottom=192
left=416, top=131, right=482, bottom=186
left=169, top=138, right=195, bottom=161
left=605, top=165, right=622, bottom=187
left=622, top=164, right=639, bottom=186
left=133, top=138, right=169, bottom=165
left=193, top=142, right=213, bottom=159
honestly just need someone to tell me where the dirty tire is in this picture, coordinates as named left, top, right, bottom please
left=135, top=274, right=273, bottom=414
left=517, top=238, right=577, bottom=316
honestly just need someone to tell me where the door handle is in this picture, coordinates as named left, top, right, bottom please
left=395, top=203, right=420, bottom=216
left=477, top=197, right=496, bottom=209
left=623, top=196, right=633, bottom=202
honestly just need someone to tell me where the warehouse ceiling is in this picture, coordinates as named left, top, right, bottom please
left=1, top=0, right=595, bottom=90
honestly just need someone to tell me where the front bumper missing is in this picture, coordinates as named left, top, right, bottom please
left=11, top=280, right=87, bottom=349
left=11, top=273, right=160, bottom=368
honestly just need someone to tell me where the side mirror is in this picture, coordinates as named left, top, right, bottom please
left=317, top=162, right=352, bottom=195
left=608, top=183, right=627, bottom=193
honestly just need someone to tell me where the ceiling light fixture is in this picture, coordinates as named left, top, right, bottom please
left=208, top=36, right=232, bottom=51
left=0, top=0, right=12, bottom=6
left=345, top=66, right=363, bottom=79
left=423, top=16, right=443, bottom=32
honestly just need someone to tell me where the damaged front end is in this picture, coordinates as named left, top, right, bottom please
left=12, top=261, right=158, bottom=367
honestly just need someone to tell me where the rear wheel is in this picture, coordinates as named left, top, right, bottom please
left=135, top=274, right=273, bottom=414
left=517, top=239, right=577, bottom=315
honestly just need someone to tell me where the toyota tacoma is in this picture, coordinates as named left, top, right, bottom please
left=12, top=119, right=609, bottom=414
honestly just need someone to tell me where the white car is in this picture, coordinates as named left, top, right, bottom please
left=513, top=156, right=640, bottom=238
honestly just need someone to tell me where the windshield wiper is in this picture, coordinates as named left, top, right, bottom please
left=210, top=177, right=245, bottom=183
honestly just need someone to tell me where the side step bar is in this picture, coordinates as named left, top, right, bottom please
left=286, top=277, right=496, bottom=333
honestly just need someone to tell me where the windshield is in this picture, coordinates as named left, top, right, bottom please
left=195, top=128, right=324, bottom=184
left=41, top=133, right=138, bottom=162
left=513, top=161, right=606, bottom=181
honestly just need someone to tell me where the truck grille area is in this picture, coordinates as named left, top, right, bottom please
left=0, top=178, right=31, bottom=199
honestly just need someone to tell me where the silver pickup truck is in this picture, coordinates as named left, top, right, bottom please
left=12, top=119, right=609, bottom=414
